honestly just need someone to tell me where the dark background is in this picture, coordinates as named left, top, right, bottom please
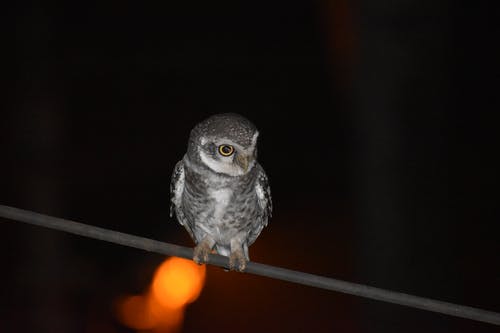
left=1, top=0, right=499, bottom=332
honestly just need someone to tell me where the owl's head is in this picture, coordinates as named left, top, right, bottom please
left=187, top=113, right=259, bottom=176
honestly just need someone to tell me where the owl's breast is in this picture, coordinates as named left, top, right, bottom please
left=208, top=187, right=232, bottom=222
left=182, top=166, right=262, bottom=244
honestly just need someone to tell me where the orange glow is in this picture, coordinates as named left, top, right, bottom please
left=116, top=295, right=157, bottom=330
left=116, top=257, right=206, bottom=332
left=151, top=257, right=206, bottom=309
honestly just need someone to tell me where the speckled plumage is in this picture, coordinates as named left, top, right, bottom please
left=170, top=113, right=272, bottom=271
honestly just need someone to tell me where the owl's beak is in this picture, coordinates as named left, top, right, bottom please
left=235, top=154, right=250, bottom=172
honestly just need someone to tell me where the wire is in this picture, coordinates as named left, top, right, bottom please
left=1, top=204, right=499, bottom=326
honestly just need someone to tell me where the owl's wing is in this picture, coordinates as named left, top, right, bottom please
left=248, top=165, right=272, bottom=246
left=170, top=160, right=195, bottom=239
left=255, top=166, right=272, bottom=227
left=170, top=160, right=184, bottom=218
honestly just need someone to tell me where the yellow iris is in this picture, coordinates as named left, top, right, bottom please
left=218, top=145, right=234, bottom=156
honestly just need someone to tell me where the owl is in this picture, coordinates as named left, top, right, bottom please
left=170, top=113, right=272, bottom=271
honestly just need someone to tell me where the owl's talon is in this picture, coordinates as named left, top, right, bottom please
left=193, top=254, right=207, bottom=265
left=193, top=241, right=212, bottom=265
left=229, top=250, right=247, bottom=272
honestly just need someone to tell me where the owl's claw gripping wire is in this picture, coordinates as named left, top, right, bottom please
left=229, top=249, right=247, bottom=272
left=193, top=238, right=214, bottom=265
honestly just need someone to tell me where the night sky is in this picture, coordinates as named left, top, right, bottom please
left=2, top=1, right=499, bottom=332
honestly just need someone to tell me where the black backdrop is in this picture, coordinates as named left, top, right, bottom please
left=1, top=1, right=499, bottom=332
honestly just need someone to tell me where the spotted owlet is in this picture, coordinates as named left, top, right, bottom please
left=170, top=113, right=272, bottom=271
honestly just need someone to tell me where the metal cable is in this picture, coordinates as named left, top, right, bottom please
left=1, top=204, right=499, bottom=326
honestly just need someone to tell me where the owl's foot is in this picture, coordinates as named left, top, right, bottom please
left=229, top=248, right=247, bottom=272
left=193, top=238, right=214, bottom=265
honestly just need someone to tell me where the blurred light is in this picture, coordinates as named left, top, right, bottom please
left=151, top=257, right=206, bottom=309
left=116, top=295, right=157, bottom=330
left=116, top=257, right=206, bottom=332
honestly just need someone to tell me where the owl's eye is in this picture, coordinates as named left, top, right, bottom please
left=218, top=145, right=234, bottom=156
